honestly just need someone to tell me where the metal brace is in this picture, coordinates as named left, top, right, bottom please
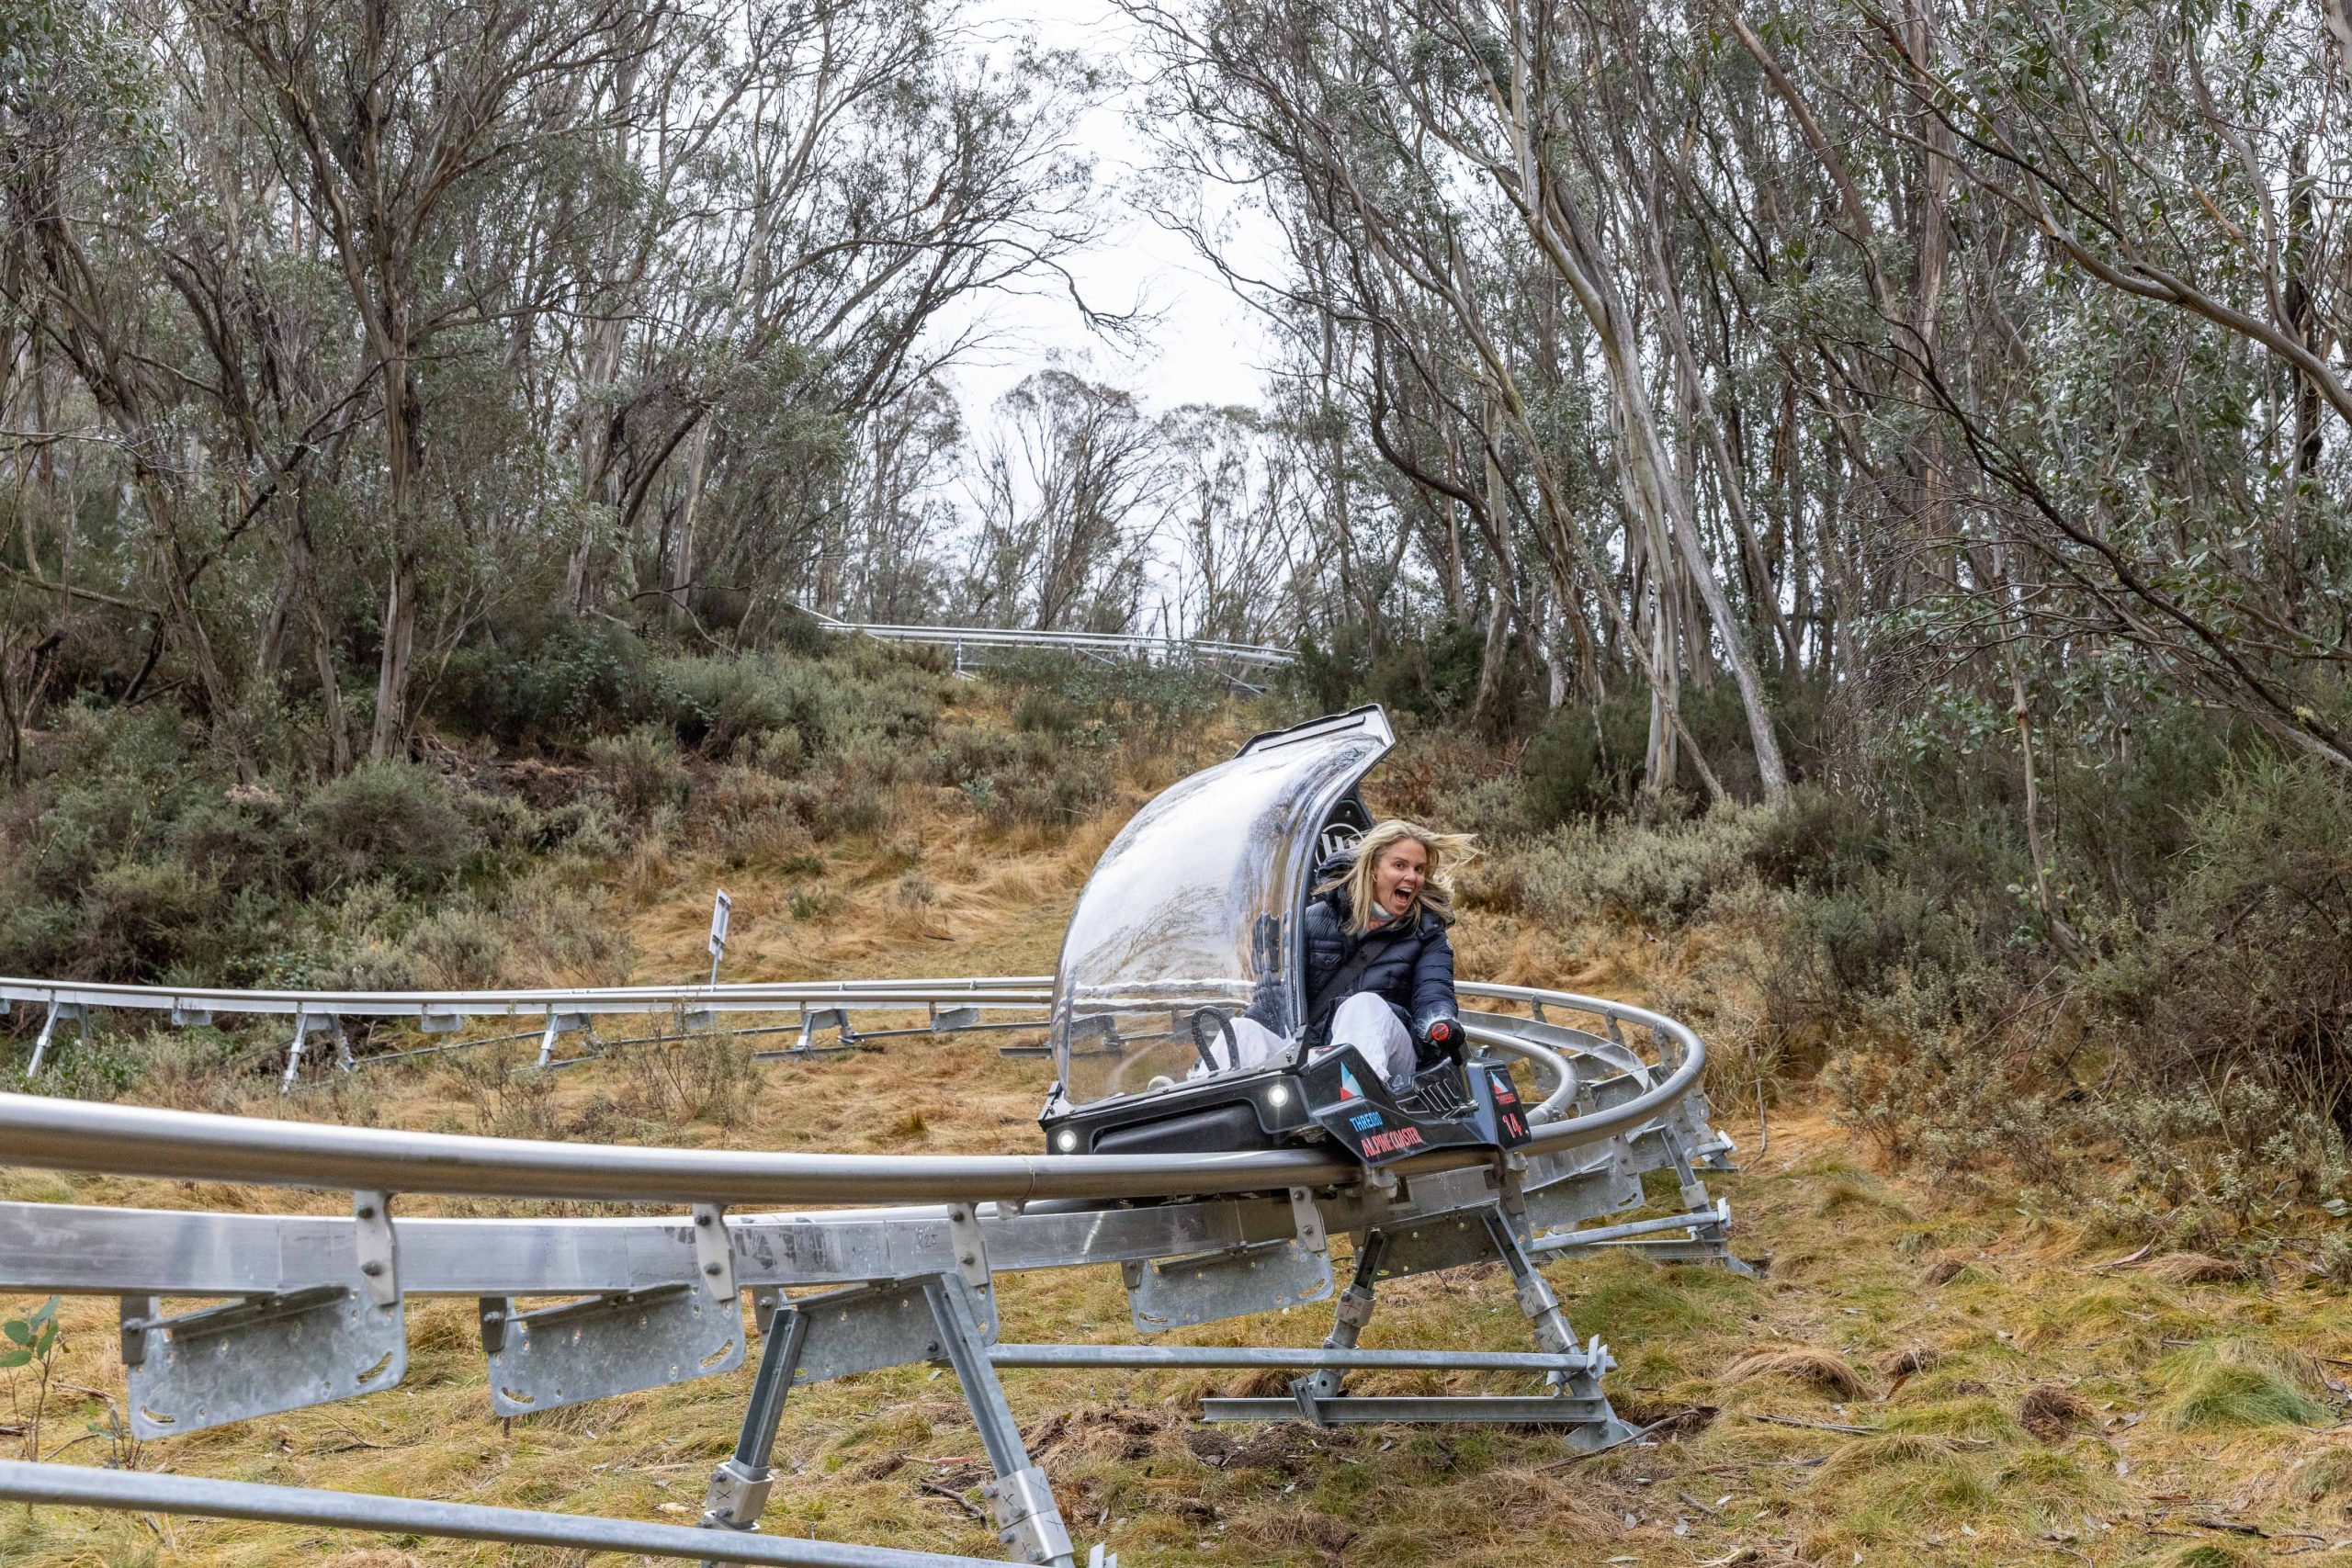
left=353, top=1190, right=398, bottom=1309
left=947, top=1203, right=991, bottom=1294
left=948, top=1202, right=996, bottom=1339
left=534, top=1011, right=596, bottom=1068
left=792, top=1008, right=855, bottom=1055
left=279, top=1010, right=345, bottom=1092
left=693, top=1203, right=734, bottom=1303
left=26, top=998, right=88, bottom=1077
left=119, top=1294, right=157, bottom=1367
left=1496, top=1150, right=1531, bottom=1219
left=477, top=1297, right=508, bottom=1356
left=168, top=999, right=212, bottom=1028
left=1287, top=1186, right=1329, bottom=1259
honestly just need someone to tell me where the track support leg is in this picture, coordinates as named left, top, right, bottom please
left=922, top=1275, right=1076, bottom=1567
left=697, top=1303, right=810, bottom=1559
left=1290, top=1232, right=1388, bottom=1412
left=1480, top=1209, right=1633, bottom=1450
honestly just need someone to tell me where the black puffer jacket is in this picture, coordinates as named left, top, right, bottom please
left=1294, top=871, right=1460, bottom=1046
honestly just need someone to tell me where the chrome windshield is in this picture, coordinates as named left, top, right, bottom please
left=1048, top=706, right=1394, bottom=1106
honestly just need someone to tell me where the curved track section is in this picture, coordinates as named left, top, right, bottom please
left=0, top=973, right=1741, bottom=1567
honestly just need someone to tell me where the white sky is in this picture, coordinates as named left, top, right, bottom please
left=937, top=0, right=1282, bottom=422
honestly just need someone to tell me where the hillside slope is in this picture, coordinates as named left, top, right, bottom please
left=3, top=740, right=2350, bottom=1568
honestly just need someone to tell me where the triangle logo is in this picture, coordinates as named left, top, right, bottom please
left=1339, top=1065, right=1363, bottom=1101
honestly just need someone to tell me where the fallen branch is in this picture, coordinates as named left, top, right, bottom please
left=918, top=1481, right=985, bottom=1520
left=1741, top=1413, right=1878, bottom=1436
left=1537, top=1406, right=1713, bottom=1468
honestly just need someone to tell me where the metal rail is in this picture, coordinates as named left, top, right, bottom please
left=0, top=995, right=1701, bottom=1204
left=0, top=1461, right=1012, bottom=1567
left=805, top=612, right=1295, bottom=670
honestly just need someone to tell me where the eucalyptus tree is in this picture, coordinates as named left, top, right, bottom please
left=959, top=368, right=1173, bottom=632
left=2, top=0, right=1113, bottom=767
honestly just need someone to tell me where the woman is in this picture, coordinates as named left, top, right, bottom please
left=1204, top=819, right=1475, bottom=1089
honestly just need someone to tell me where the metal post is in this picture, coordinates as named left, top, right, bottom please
left=25, top=999, right=62, bottom=1079
left=280, top=1009, right=311, bottom=1094
left=699, top=1304, right=811, bottom=1553
left=920, top=1276, right=1074, bottom=1568
left=1477, top=1208, right=1628, bottom=1447
left=1290, top=1231, right=1388, bottom=1410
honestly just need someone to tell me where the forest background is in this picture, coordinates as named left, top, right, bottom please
left=5, top=0, right=2352, bottom=1259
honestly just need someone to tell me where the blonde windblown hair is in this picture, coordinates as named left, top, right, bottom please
left=1323, top=819, right=1478, bottom=934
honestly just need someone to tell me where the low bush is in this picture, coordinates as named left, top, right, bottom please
left=585, top=726, right=691, bottom=820
left=1478, top=803, right=1775, bottom=928
left=294, top=762, right=481, bottom=894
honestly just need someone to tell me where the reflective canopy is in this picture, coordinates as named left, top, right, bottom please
left=1048, top=706, right=1394, bottom=1105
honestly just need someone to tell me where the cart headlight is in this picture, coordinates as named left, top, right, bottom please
left=1265, top=1084, right=1292, bottom=1109
left=1055, top=1129, right=1080, bottom=1152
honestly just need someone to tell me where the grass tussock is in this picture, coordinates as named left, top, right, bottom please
left=1811, top=1175, right=1917, bottom=1221
left=2151, top=1546, right=2260, bottom=1568
left=2136, top=1252, right=2257, bottom=1285
left=2164, top=1340, right=2330, bottom=1431
left=1719, top=1346, right=1871, bottom=1399
left=1813, top=1430, right=1964, bottom=1481
left=1876, top=1344, right=1942, bottom=1382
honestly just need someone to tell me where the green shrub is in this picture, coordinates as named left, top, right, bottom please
left=656, top=656, right=802, bottom=757
left=433, top=613, right=657, bottom=746
left=293, top=763, right=481, bottom=894
left=1520, top=692, right=1652, bottom=826
left=78, top=859, right=218, bottom=981
left=1489, top=804, right=1773, bottom=928
left=585, top=726, right=691, bottom=819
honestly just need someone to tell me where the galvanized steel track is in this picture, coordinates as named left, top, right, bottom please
left=0, top=971, right=1736, bottom=1566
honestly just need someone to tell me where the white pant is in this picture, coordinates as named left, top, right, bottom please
left=1200, top=992, right=1416, bottom=1088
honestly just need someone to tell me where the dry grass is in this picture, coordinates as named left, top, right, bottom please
left=1877, top=1344, right=1943, bottom=1382
left=2137, top=1251, right=2258, bottom=1285
left=1719, top=1345, right=1872, bottom=1399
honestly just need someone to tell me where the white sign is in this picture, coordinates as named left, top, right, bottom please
left=708, top=889, right=732, bottom=957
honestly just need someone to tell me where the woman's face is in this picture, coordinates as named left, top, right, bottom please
left=1371, top=837, right=1429, bottom=919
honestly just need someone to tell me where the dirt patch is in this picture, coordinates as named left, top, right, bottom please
left=1183, top=1424, right=1361, bottom=1474
left=1029, top=1406, right=1170, bottom=1464
left=2018, top=1383, right=2096, bottom=1442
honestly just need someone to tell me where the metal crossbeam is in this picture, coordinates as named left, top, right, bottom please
left=0, top=1461, right=1006, bottom=1566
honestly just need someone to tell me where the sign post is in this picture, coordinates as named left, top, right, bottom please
left=707, top=889, right=731, bottom=987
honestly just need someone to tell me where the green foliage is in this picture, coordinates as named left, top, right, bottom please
left=0, top=1296, right=58, bottom=1371
left=1, top=1295, right=63, bottom=1460
left=922, top=723, right=1115, bottom=829
left=2163, top=1342, right=2327, bottom=1430
left=294, top=763, right=481, bottom=894
left=586, top=725, right=691, bottom=820
left=1478, top=803, right=1775, bottom=928
left=435, top=614, right=659, bottom=747
left=983, top=650, right=1234, bottom=750
left=1519, top=693, right=1649, bottom=827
